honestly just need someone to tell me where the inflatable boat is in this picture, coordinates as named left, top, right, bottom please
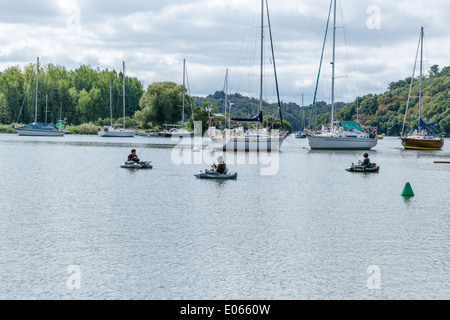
left=121, top=161, right=153, bottom=169
left=346, top=164, right=380, bottom=173
left=195, top=170, right=237, bottom=180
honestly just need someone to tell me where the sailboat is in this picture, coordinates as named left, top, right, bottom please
left=15, top=58, right=65, bottom=137
left=158, top=59, right=194, bottom=138
left=401, top=27, right=445, bottom=150
left=208, top=0, right=288, bottom=152
left=99, top=61, right=135, bottom=137
left=306, top=0, right=377, bottom=150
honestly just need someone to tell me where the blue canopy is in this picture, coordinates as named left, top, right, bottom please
left=17, top=122, right=60, bottom=131
left=231, top=111, right=263, bottom=123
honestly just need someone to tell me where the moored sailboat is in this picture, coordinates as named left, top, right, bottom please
left=207, top=0, right=288, bottom=152
left=306, top=0, right=377, bottom=150
left=15, top=58, right=65, bottom=137
left=99, top=61, right=135, bottom=137
left=401, top=27, right=444, bottom=150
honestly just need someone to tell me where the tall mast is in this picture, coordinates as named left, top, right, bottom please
left=224, top=68, right=229, bottom=127
left=302, top=93, right=305, bottom=130
left=266, top=0, right=284, bottom=129
left=182, top=59, right=186, bottom=125
left=110, top=80, right=112, bottom=127
left=331, top=0, right=337, bottom=126
left=45, top=94, right=48, bottom=123
left=35, top=57, right=39, bottom=123
left=259, top=0, right=264, bottom=113
left=123, top=61, right=126, bottom=129
left=418, top=26, right=424, bottom=127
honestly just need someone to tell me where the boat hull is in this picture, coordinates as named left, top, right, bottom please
left=99, top=131, right=135, bottom=137
left=157, top=131, right=193, bottom=138
left=16, top=129, right=65, bottom=137
left=346, top=165, right=380, bottom=173
left=195, top=171, right=237, bottom=180
left=401, top=137, right=444, bottom=150
left=121, top=161, right=153, bottom=169
left=307, top=136, right=378, bottom=150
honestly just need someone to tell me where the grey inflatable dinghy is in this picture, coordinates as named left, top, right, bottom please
left=121, top=161, right=153, bottom=169
left=195, top=169, right=237, bottom=180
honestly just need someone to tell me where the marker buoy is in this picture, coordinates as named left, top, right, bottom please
left=401, top=182, right=414, bottom=197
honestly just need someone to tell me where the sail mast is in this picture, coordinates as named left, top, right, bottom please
left=265, top=0, right=284, bottom=129
left=418, top=26, right=424, bottom=128
left=259, top=0, right=264, bottom=113
left=302, top=93, right=305, bottom=130
left=123, top=61, right=126, bottom=129
left=331, top=0, right=337, bottom=126
left=110, top=80, right=113, bottom=127
left=45, top=94, right=48, bottom=123
left=224, top=68, right=229, bottom=127
left=182, top=59, right=186, bottom=125
left=35, top=57, right=39, bottom=123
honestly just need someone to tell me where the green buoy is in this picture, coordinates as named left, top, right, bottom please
left=401, top=182, right=414, bottom=197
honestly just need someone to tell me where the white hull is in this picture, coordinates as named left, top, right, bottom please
left=98, top=130, right=135, bottom=137
left=16, top=129, right=65, bottom=137
left=307, top=135, right=377, bottom=150
left=211, top=136, right=286, bottom=152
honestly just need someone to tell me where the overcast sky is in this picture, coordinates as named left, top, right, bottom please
left=1, top=0, right=449, bottom=106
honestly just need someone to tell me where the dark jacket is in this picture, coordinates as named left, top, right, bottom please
left=128, top=154, right=140, bottom=163
left=216, top=163, right=226, bottom=174
left=361, top=158, right=371, bottom=167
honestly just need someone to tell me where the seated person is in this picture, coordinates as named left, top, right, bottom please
left=212, top=156, right=226, bottom=174
left=128, top=149, right=140, bottom=163
left=359, top=152, right=371, bottom=167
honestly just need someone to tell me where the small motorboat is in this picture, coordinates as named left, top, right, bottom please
left=121, top=161, right=153, bottom=169
left=346, top=163, right=380, bottom=173
left=195, top=170, right=237, bottom=180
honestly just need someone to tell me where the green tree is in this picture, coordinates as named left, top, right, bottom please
left=0, top=92, right=8, bottom=123
left=439, top=115, right=450, bottom=135
left=187, top=102, right=216, bottom=134
left=139, top=82, right=186, bottom=127
left=263, top=115, right=292, bottom=133
left=430, top=65, right=439, bottom=76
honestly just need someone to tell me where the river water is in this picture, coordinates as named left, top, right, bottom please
left=0, top=134, right=449, bottom=300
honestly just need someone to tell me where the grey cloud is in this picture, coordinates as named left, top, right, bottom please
left=1, top=0, right=449, bottom=106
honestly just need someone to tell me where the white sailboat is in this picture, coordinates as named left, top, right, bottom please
left=307, top=0, right=377, bottom=150
left=16, top=57, right=65, bottom=137
left=208, top=0, right=288, bottom=152
left=99, top=61, right=135, bottom=137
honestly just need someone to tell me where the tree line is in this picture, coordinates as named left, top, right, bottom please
left=0, top=62, right=144, bottom=126
left=1, top=63, right=449, bottom=136
left=333, top=65, right=450, bottom=136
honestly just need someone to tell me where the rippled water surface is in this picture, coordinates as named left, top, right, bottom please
left=0, top=134, right=449, bottom=299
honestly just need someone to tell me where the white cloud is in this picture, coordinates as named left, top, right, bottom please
left=1, top=0, right=449, bottom=106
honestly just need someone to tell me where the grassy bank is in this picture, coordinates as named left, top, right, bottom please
left=0, top=124, right=18, bottom=134
left=66, top=123, right=99, bottom=135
